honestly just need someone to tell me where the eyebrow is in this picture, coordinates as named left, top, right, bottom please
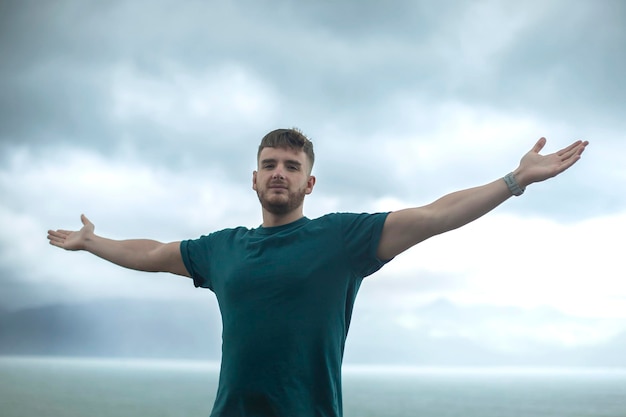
left=260, top=158, right=302, bottom=167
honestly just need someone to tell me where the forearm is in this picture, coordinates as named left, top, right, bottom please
left=84, top=235, right=169, bottom=272
left=378, top=177, right=514, bottom=259
left=426, top=177, right=512, bottom=235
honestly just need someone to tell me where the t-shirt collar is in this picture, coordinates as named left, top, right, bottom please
left=256, top=216, right=310, bottom=235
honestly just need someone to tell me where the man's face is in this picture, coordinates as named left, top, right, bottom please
left=253, top=146, right=315, bottom=215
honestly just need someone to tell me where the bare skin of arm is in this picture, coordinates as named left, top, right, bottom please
left=47, top=214, right=190, bottom=277
left=377, top=138, right=589, bottom=260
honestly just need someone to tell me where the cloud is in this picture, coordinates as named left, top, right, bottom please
left=4, top=0, right=623, bottom=149
left=110, top=63, right=279, bottom=134
left=359, top=210, right=626, bottom=319
left=1, top=0, right=625, bottom=358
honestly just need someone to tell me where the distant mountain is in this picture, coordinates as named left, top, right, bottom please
left=1, top=298, right=625, bottom=367
left=0, top=299, right=222, bottom=359
left=537, top=331, right=626, bottom=367
left=345, top=298, right=626, bottom=367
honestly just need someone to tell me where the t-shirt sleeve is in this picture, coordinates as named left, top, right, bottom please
left=339, top=212, right=391, bottom=278
left=180, top=236, right=213, bottom=290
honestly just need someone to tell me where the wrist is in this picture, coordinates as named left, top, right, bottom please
left=511, top=167, right=532, bottom=189
left=82, top=232, right=97, bottom=252
left=504, top=172, right=525, bottom=196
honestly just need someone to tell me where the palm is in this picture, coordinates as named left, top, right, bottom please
left=518, top=138, right=588, bottom=185
left=47, top=214, right=94, bottom=251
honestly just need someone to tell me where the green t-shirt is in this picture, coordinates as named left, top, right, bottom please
left=180, top=212, right=390, bottom=417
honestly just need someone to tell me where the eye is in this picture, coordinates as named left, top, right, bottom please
left=287, top=165, right=299, bottom=171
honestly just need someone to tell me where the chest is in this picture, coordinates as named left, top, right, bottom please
left=210, top=229, right=350, bottom=306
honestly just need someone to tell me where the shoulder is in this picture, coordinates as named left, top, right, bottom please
left=314, top=212, right=390, bottom=227
left=183, top=225, right=253, bottom=246
left=305, top=212, right=389, bottom=241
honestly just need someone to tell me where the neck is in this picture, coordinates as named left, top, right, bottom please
left=261, top=208, right=305, bottom=228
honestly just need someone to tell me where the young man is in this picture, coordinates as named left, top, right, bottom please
left=47, top=128, right=588, bottom=417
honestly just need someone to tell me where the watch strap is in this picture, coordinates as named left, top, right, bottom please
left=504, top=172, right=525, bottom=196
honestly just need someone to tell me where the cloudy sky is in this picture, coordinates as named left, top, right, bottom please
left=1, top=0, right=625, bottom=361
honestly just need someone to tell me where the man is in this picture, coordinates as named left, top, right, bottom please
left=47, top=128, right=588, bottom=417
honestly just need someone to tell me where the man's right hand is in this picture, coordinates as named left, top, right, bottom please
left=47, top=214, right=95, bottom=251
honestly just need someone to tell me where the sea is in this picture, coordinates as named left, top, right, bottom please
left=1, top=356, right=626, bottom=417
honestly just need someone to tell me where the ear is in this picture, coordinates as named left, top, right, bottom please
left=252, top=170, right=258, bottom=191
left=305, top=175, right=316, bottom=195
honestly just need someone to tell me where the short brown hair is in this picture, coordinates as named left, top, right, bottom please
left=257, top=128, right=315, bottom=172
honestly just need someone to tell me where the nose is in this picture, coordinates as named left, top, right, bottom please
left=272, top=169, right=285, bottom=180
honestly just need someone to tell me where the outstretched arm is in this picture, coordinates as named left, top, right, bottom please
left=47, top=214, right=190, bottom=277
left=377, top=138, right=588, bottom=260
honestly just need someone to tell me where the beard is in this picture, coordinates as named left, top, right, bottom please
left=256, top=186, right=307, bottom=216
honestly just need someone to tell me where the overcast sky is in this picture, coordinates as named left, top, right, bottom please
left=1, top=0, right=625, bottom=358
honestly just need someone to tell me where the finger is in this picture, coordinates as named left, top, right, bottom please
left=532, top=137, right=547, bottom=154
left=557, top=140, right=584, bottom=157
left=47, top=229, right=68, bottom=238
left=47, top=233, right=65, bottom=244
left=559, top=141, right=587, bottom=162
left=80, top=214, right=94, bottom=230
left=48, top=238, right=69, bottom=249
left=555, top=146, right=586, bottom=172
left=556, top=153, right=583, bottom=174
left=47, top=230, right=66, bottom=238
left=48, top=240, right=62, bottom=248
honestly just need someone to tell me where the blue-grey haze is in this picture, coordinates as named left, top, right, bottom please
left=1, top=0, right=625, bottom=371
left=2, top=357, right=626, bottom=417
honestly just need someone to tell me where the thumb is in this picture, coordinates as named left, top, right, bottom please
left=532, top=137, right=547, bottom=154
left=80, top=214, right=93, bottom=229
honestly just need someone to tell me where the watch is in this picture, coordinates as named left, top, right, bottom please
left=504, top=172, right=525, bottom=196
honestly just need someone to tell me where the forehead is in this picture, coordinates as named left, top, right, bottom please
left=258, top=146, right=308, bottom=164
